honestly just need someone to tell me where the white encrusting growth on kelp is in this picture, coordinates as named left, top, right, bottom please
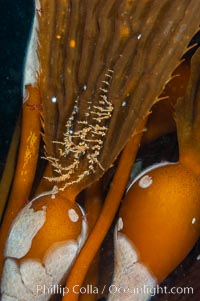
left=108, top=221, right=156, bottom=301
left=1, top=190, right=88, bottom=301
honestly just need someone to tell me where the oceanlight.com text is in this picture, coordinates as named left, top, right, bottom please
left=37, top=284, right=194, bottom=297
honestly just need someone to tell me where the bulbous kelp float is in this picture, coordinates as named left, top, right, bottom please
left=0, top=1, right=200, bottom=301
left=110, top=49, right=200, bottom=301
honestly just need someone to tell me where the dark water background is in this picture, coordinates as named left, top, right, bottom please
left=0, top=0, right=33, bottom=173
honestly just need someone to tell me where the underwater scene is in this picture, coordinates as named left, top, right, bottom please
left=0, top=1, right=200, bottom=300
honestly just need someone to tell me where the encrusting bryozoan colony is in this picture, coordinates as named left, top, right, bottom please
left=1, top=188, right=87, bottom=301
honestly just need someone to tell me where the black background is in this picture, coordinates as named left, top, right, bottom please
left=0, top=0, right=33, bottom=173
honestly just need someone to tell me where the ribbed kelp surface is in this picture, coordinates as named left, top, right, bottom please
left=175, top=47, right=200, bottom=173
left=36, top=0, right=200, bottom=192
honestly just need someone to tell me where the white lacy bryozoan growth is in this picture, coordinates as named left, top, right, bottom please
left=45, top=70, right=114, bottom=190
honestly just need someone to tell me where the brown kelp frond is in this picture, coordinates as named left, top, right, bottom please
left=152, top=32, right=199, bottom=108
left=141, top=56, right=191, bottom=145
left=44, top=70, right=114, bottom=190
left=152, top=95, right=170, bottom=106
left=0, top=118, right=21, bottom=223
left=175, top=48, right=200, bottom=174
left=175, top=48, right=200, bottom=138
left=157, top=31, right=199, bottom=102
left=37, top=0, right=200, bottom=193
left=182, top=29, right=200, bottom=59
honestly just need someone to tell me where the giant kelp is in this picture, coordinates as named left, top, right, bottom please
left=36, top=0, right=200, bottom=193
left=1, top=1, right=200, bottom=301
